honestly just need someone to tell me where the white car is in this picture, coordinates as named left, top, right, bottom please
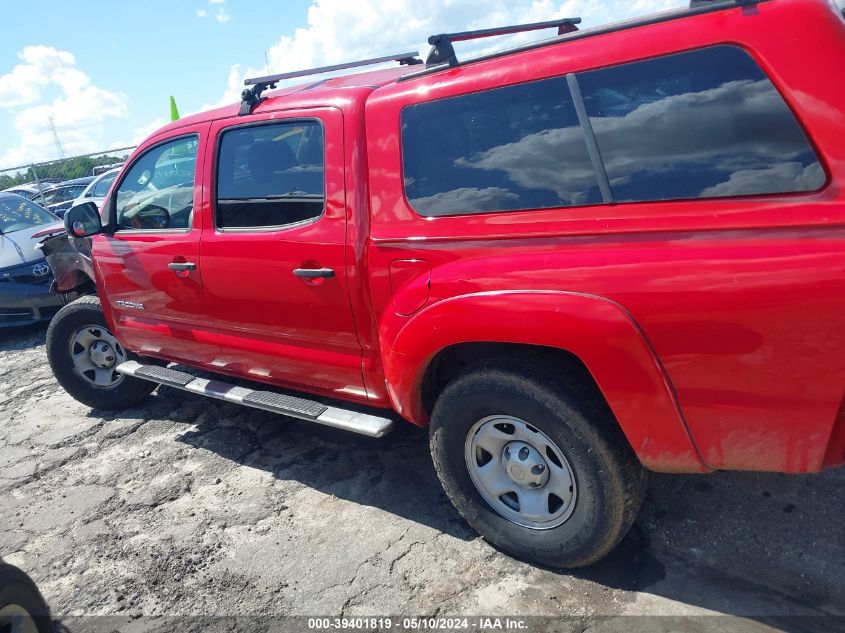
left=69, top=167, right=121, bottom=213
left=1, top=183, right=41, bottom=201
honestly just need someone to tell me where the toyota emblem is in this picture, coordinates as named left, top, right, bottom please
left=32, top=263, right=50, bottom=277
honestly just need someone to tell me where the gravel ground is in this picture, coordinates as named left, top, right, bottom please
left=1, top=324, right=843, bottom=632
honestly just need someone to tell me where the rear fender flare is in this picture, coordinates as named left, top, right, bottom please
left=384, top=290, right=707, bottom=472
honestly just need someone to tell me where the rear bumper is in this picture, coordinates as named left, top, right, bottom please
left=0, top=280, right=62, bottom=328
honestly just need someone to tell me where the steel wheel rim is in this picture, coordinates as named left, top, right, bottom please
left=465, top=415, right=577, bottom=530
left=68, top=324, right=127, bottom=388
left=0, top=604, right=41, bottom=633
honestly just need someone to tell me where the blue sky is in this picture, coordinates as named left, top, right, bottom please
left=1, top=0, right=312, bottom=117
left=0, top=0, right=317, bottom=169
left=0, top=0, right=698, bottom=171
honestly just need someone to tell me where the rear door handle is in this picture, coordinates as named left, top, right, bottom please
left=168, top=262, right=197, bottom=272
left=293, top=267, right=335, bottom=279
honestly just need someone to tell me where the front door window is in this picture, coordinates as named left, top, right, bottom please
left=114, top=136, right=198, bottom=231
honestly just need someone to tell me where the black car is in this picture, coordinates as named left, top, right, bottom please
left=32, top=176, right=95, bottom=217
left=0, top=192, right=63, bottom=327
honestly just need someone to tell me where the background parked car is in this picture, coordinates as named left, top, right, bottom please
left=69, top=168, right=120, bottom=213
left=92, top=162, right=123, bottom=176
left=0, top=192, right=62, bottom=327
left=33, top=176, right=94, bottom=218
left=1, top=183, right=41, bottom=201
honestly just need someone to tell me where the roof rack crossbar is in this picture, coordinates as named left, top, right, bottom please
left=426, top=17, right=581, bottom=68
left=404, top=0, right=764, bottom=81
left=239, top=50, right=422, bottom=116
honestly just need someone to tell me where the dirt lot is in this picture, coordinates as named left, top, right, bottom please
left=1, top=324, right=843, bottom=632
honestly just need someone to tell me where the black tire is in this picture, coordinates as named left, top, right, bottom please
left=0, top=563, right=52, bottom=633
left=430, top=365, right=647, bottom=568
left=46, top=295, right=155, bottom=410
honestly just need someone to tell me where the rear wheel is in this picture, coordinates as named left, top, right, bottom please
left=430, top=365, right=647, bottom=568
left=46, top=295, right=155, bottom=410
left=0, top=563, right=52, bottom=633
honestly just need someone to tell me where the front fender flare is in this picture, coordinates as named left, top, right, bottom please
left=384, top=290, right=707, bottom=473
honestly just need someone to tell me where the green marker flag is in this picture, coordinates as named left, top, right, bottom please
left=170, top=96, right=180, bottom=122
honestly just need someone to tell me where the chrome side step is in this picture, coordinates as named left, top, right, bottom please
left=116, top=360, right=393, bottom=438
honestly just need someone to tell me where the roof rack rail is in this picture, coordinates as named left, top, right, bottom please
left=239, top=51, right=422, bottom=115
left=400, top=0, right=765, bottom=82
left=689, top=0, right=758, bottom=7
left=426, top=18, right=581, bottom=68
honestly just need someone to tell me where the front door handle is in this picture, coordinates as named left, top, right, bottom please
left=293, top=267, right=335, bottom=279
left=168, top=262, right=197, bottom=272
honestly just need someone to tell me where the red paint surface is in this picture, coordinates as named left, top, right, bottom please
left=94, top=122, right=221, bottom=366
left=199, top=108, right=367, bottom=399
left=92, top=0, right=845, bottom=473
left=388, top=260, right=431, bottom=316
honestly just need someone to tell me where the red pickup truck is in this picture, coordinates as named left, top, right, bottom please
left=43, top=0, right=845, bottom=567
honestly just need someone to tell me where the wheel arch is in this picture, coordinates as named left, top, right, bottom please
left=420, top=342, right=604, bottom=419
left=383, top=290, right=708, bottom=473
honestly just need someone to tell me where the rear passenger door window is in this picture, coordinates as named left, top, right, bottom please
left=114, top=136, right=198, bottom=231
left=215, top=121, right=324, bottom=230
left=402, top=78, right=601, bottom=217
left=576, top=45, right=824, bottom=202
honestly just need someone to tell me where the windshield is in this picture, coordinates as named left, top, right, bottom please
left=0, top=196, right=57, bottom=234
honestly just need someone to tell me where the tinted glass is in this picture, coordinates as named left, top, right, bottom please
left=0, top=195, right=56, bottom=234
left=216, top=121, right=324, bottom=229
left=9, top=189, right=38, bottom=201
left=46, top=185, right=82, bottom=204
left=402, top=78, right=601, bottom=217
left=115, top=136, right=197, bottom=230
left=60, top=185, right=86, bottom=201
left=39, top=188, right=64, bottom=205
left=91, top=171, right=117, bottom=197
left=577, top=46, right=824, bottom=201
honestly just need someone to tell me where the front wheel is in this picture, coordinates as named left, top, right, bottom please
left=430, top=366, right=647, bottom=568
left=46, top=295, right=155, bottom=410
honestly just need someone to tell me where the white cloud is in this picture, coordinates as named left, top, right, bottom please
left=131, top=117, right=168, bottom=144
left=203, top=0, right=685, bottom=109
left=0, top=46, right=75, bottom=108
left=199, top=63, right=243, bottom=112
left=0, top=46, right=127, bottom=169
left=700, top=162, right=824, bottom=197
left=588, top=79, right=822, bottom=191
left=458, top=126, right=598, bottom=204
left=197, top=0, right=228, bottom=21
left=410, top=187, right=519, bottom=216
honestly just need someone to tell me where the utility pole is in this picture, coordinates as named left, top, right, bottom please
left=31, top=163, right=46, bottom=201
left=48, top=116, right=65, bottom=160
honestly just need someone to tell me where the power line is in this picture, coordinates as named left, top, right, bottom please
left=0, top=145, right=137, bottom=173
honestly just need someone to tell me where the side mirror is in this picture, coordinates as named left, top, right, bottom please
left=64, top=202, right=102, bottom=238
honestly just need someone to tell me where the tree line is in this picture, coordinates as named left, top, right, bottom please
left=0, top=153, right=131, bottom=190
